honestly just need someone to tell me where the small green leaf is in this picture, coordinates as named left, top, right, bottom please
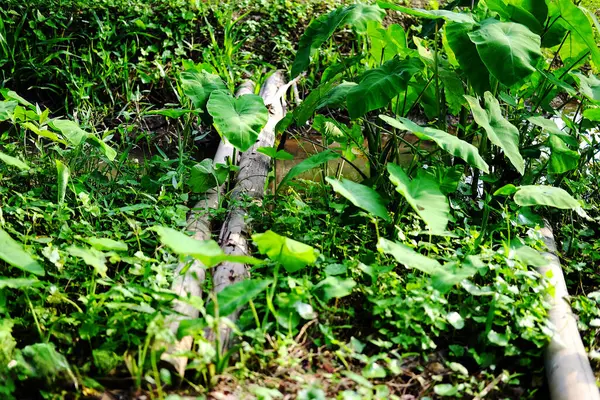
left=252, top=230, right=318, bottom=273
left=147, top=109, right=192, bottom=118
left=0, top=152, right=29, bottom=171
left=326, top=177, right=390, bottom=221
left=84, top=237, right=128, bottom=252
left=0, top=101, right=17, bottom=121
left=0, top=228, right=44, bottom=276
left=257, top=147, right=294, bottom=160
left=434, top=384, right=459, bottom=396
left=447, top=312, right=464, bottom=329
left=277, top=150, right=341, bottom=191
left=487, top=330, right=509, bottom=346
left=151, top=226, right=261, bottom=267
left=0, top=278, right=39, bottom=289
left=494, top=184, right=518, bottom=196
left=572, top=72, right=600, bottom=104
left=189, top=159, right=230, bottom=193
left=67, top=246, right=107, bottom=277
left=208, top=279, right=272, bottom=317
left=56, top=160, right=69, bottom=206
left=207, top=91, right=269, bottom=152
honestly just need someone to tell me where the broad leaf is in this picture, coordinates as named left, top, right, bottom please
left=465, top=92, right=524, bottom=174
left=291, top=4, right=385, bottom=77
left=313, top=276, right=356, bottom=302
left=555, top=0, right=600, bottom=69
left=347, top=57, right=423, bottom=119
left=514, top=185, right=583, bottom=212
left=257, top=147, right=294, bottom=160
left=17, top=343, right=75, bottom=382
left=189, top=159, right=230, bottom=193
left=294, top=80, right=337, bottom=125
left=151, top=226, right=261, bottom=267
left=277, top=150, right=341, bottom=191
left=56, top=160, right=69, bottom=205
left=0, top=152, right=29, bottom=171
left=0, top=228, right=44, bottom=276
left=325, top=177, right=391, bottom=221
left=0, top=278, right=39, bottom=289
left=51, top=120, right=117, bottom=161
left=387, top=163, right=450, bottom=234
left=181, top=69, right=227, bottom=110
left=380, top=115, right=489, bottom=173
left=378, top=2, right=476, bottom=24
left=367, top=22, right=407, bottom=64
left=571, top=72, right=600, bottom=104
left=207, top=279, right=272, bottom=317
left=484, top=0, right=544, bottom=33
left=207, top=91, right=269, bottom=152
left=67, top=246, right=107, bottom=277
left=316, top=82, right=357, bottom=110
left=252, top=230, right=319, bottom=273
left=468, top=21, right=541, bottom=87
left=377, top=238, right=442, bottom=274
left=444, top=22, right=490, bottom=94
left=147, top=109, right=192, bottom=118
left=0, top=101, right=17, bottom=121
left=548, top=135, right=579, bottom=174
left=431, top=256, right=481, bottom=293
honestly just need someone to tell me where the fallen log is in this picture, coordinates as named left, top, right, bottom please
left=211, top=71, right=288, bottom=350
left=539, top=221, right=600, bottom=400
left=161, top=81, right=255, bottom=376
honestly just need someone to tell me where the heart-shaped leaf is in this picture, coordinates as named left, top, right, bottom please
left=514, top=185, right=583, bottom=212
left=387, top=163, right=450, bottom=234
left=468, top=21, right=541, bottom=87
left=380, top=115, right=489, bottom=173
left=181, top=69, right=227, bottom=110
left=465, top=92, right=524, bottom=174
left=207, top=91, right=268, bottom=152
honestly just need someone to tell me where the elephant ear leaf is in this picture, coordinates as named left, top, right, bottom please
left=465, top=92, right=524, bottom=175
left=291, top=4, right=385, bottom=78
left=380, top=115, right=489, bottom=173
left=513, top=185, right=587, bottom=218
left=207, top=91, right=269, bottom=152
left=387, top=163, right=450, bottom=234
left=468, top=21, right=541, bottom=87
left=326, top=177, right=391, bottom=222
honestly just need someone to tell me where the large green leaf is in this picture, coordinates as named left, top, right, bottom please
left=378, top=2, right=476, bottom=24
left=484, top=0, right=544, bottom=33
left=555, top=0, right=600, bottom=69
left=346, top=57, right=423, bottom=119
left=277, top=150, right=340, bottom=191
left=207, top=91, right=269, bottom=152
left=468, top=21, right=541, bottom=87
left=377, top=238, right=441, bottom=274
left=514, top=185, right=585, bottom=215
left=291, top=4, right=385, bottom=77
left=313, top=276, right=356, bottom=302
left=548, top=135, right=579, bottom=174
left=571, top=72, right=600, bottom=104
left=84, top=237, right=128, bottom=252
left=0, top=228, right=44, bottom=276
left=0, top=152, right=29, bottom=171
left=207, top=279, right=272, bottom=317
left=325, top=177, right=391, bottom=221
left=380, top=115, right=489, bottom=173
left=151, top=226, right=261, bottom=267
left=316, top=82, right=357, bottom=110
left=465, top=92, right=524, bottom=174
left=444, top=22, right=490, bottom=94
left=189, top=159, right=230, bottom=193
left=181, top=69, right=227, bottom=110
left=367, top=22, right=407, bottom=64
left=0, top=101, right=17, bottom=121
left=387, top=163, right=450, bottom=234
left=252, top=230, right=319, bottom=273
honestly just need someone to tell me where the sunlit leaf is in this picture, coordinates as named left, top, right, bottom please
left=514, top=185, right=584, bottom=213
left=67, top=246, right=107, bottom=277
left=313, top=276, right=356, bottom=302
left=207, top=279, right=272, bottom=317
left=387, top=163, right=450, bottom=234
left=56, top=160, right=69, bottom=205
left=377, top=238, right=442, bottom=275
left=378, top=2, right=476, bottom=24
left=277, top=150, right=341, bottom=191
left=252, top=230, right=319, bottom=273
left=0, top=152, right=29, bottom=171
left=84, top=237, right=128, bottom=252
left=181, top=69, right=227, bottom=110
left=571, top=72, right=600, bottom=104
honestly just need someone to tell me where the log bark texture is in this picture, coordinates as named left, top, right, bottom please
left=161, top=81, right=254, bottom=376
left=211, top=71, right=287, bottom=349
left=539, top=221, right=600, bottom=400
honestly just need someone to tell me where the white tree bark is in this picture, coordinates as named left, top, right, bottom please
left=161, top=81, right=255, bottom=376
left=210, top=71, right=288, bottom=350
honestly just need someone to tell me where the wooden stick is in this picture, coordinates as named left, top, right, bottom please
left=210, top=71, right=287, bottom=350
left=161, top=81, right=255, bottom=376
